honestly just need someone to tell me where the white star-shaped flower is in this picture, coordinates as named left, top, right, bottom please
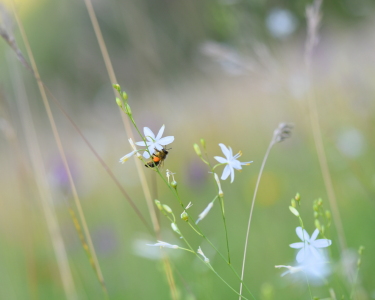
left=135, top=125, right=174, bottom=158
left=146, top=241, right=179, bottom=249
left=290, top=227, right=332, bottom=263
left=214, top=143, right=252, bottom=183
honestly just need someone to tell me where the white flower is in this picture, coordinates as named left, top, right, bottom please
left=214, top=143, right=252, bottom=183
left=275, top=265, right=303, bottom=277
left=129, top=138, right=142, bottom=158
left=119, top=138, right=142, bottom=163
left=196, top=202, right=214, bottom=224
left=146, top=241, right=179, bottom=249
left=166, top=169, right=176, bottom=183
left=197, top=246, right=210, bottom=263
left=135, top=125, right=174, bottom=158
left=290, top=227, right=332, bottom=263
left=276, top=252, right=331, bottom=285
left=119, top=150, right=137, bottom=163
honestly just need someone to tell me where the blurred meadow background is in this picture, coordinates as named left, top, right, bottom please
left=0, top=0, right=375, bottom=299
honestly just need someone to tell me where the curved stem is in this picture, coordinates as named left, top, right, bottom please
left=239, top=140, right=274, bottom=299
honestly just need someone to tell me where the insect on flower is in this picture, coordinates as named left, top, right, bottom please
left=145, top=147, right=170, bottom=168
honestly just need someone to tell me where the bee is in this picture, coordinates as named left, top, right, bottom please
left=145, top=147, right=170, bottom=168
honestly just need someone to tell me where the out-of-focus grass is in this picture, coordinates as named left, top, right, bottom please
left=1, top=0, right=375, bottom=299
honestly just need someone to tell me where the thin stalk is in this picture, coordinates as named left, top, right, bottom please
left=350, top=269, right=360, bottom=300
left=82, top=0, right=178, bottom=298
left=178, top=229, right=249, bottom=300
left=218, top=196, right=231, bottom=264
left=304, top=0, right=346, bottom=254
left=82, top=0, right=160, bottom=238
left=7, top=50, right=77, bottom=299
left=306, top=78, right=347, bottom=253
left=9, top=5, right=108, bottom=295
left=4, top=0, right=154, bottom=233
left=154, top=169, right=256, bottom=299
left=208, top=163, right=231, bottom=264
left=239, top=140, right=274, bottom=299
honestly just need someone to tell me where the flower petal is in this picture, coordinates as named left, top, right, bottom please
left=144, top=127, right=155, bottom=141
left=296, top=227, right=310, bottom=242
left=135, top=140, right=151, bottom=146
left=158, top=136, right=174, bottom=145
left=229, top=146, right=233, bottom=158
left=155, top=143, right=163, bottom=151
left=143, top=151, right=151, bottom=159
left=309, top=245, right=322, bottom=260
left=214, top=156, right=227, bottom=164
left=296, top=248, right=306, bottom=263
left=310, top=228, right=319, bottom=242
left=289, top=242, right=304, bottom=249
left=230, top=166, right=235, bottom=183
left=231, top=160, right=242, bottom=170
left=156, top=125, right=165, bottom=140
left=240, top=161, right=253, bottom=165
left=219, top=143, right=231, bottom=159
left=221, top=165, right=231, bottom=180
left=313, top=239, right=332, bottom=248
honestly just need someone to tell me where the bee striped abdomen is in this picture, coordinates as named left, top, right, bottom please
left=145, top=148, right=169, bottom=168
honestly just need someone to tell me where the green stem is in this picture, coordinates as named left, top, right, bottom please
left=206, top=263, right=249, bottom=300
left=350, top=268, right=360, bottom=300
left=155, top=170, right=256, bottom=299
left=188, top=222, right=203, bottom=236
left=178, top=226, right=249, bottom=299
left=219, top=195, right=231, bottom=264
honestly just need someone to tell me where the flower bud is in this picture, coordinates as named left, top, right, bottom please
left=200, top=138, right=206, bottom=149
left=125, top=103, right=132, bottom=116
left=313, top=204, right=319, bottom=212
left=317, top=198, right=323, bottom=206
left=357, top=259, right=361, bottom=267
left=325, top=210, right=331, bottom=220
left=171, top=180, right=177, bottom=189
left=162, top=204, right=173, bottom=214
left=358, top=246, right=365, bottom=255
left=314, top=219, right=321, bottom=231
left=197, top=246, right=210, bottom=263
left=113, top=84, right=121, bottom=92
left=289, top=206, right=299, bottom=217
left=214, top=173, right=224, bottom=198
left=154, top=200, right=163, bottom=211
left=122, top=91, right=128, bottom=100
left=181, top=211, right=188, bottom=222
left=294, top=193, right=300, bottom=202
left=196, top=202, right=214, bottom=224
left=116, top=97, right=123, bottom=108
left=291, top=199, right=297, bottom=208
left=171, top=223, right=181, bottom=234
left=321, top=225, right=325, bottom=235
left=314, top=211, right=319, bottom=219
left=193, top=143, right=202, bottom=157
